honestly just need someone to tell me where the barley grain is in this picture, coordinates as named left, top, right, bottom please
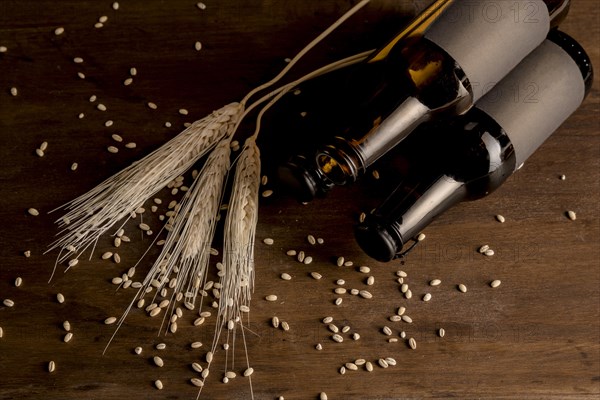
left=0, top=327, right=3, bottom=337
left=322, top=316, right=333, bottom=324
left=334, top=287, right=346, bottom=294
left=281, top=321, right=290, bottom=331
left=409, top=337, right=417, bottom=350
left=401, top=284, right=409, bottom=293
left=383, top=326, right=392, bottom=336
left=336, top=279, right=345, bottom=285
left=104, top=317, right=117, bottom=325
left=190, top=378, right=204, bottom=387
left=112, top=2, right=119, bottom=10
left=307, top=234, right=316, bottom=245
left=479, top=244, right=490, bottom=253
left=423, top=293, right=432, bottom=302
left=315, top=343, right=323, bottom=350
left=153, top=356, right=164, bottom=367
left=265, top=295, right=278, bottom=302
left=78, top=113, right=84, bottom=119
left=70, top=162, right=78, bottom=171
left=490, top=279, right=502, bottom=288
left=54, top=27, right=64, bottom=35
left=56, top=293, right=65, bottom=303
left=113, top=253, right=121, bottom=263
left=339, top=366, right=346, bottom=375
left=286, top=249, right=297, bottom=256
left=320, top=392, right=328, bottom=400
left=27, top=208, right=39, bottom=216
left=271, top=316, right=280, bottom=328
left=48, top=361, right=56, bottom=372
left=359, top=266, right=370, bottom=273
left=0, top=46, right=7, bottom=53
left=107, top=146, right=119, bottom=154
left=129, top=67, right=137, bottom=76
left=35, top=148, right=44, bottom=157
left=263, top=238, right=274, bottom=245
left=401, top=315, right=413, bottom=323
left=94, top=22, right=103, bottom=28
left=3, top=299, right=14, bottom=307
left=280, top=273, right=292, bottom=281
left=397, top=306, right=406, bottom=316
left=104, top=120, right=114, bottom=127
left=430, top=279, right=441, bottom=286
left=196, top=2, right=207, bottom=9
left=101, top=251, right=113, bottom=260
left=345, top=362, right=358, bottom=371
left=195, top=41, right=202, bottom=51
left=99, top=15, right=108, bottom=23
left=328, top=324, right=339, bottom=333
left=332, top=334, right=343, bottom=343
left=496, top=214, right=506, bottom=223
left=350, top=288, right=359, bottom=295
left=206, top=351, right=213, bottom=363
left=484, top=249, right=495, bottom=257
left=352, top=332, right=360, bottom=340
left=366, top=276, right=374, bottom=285
left=567, top=210, right=577, bottom=221
left=378, top=358, right=389, bottom=368
left=304, top=256, right=313, bottom=264
left=63, top=321, right=71, bottom=331
left=439, top=328, right=445, bottom=337
left=310, top=272, right=322, bottom=280
left=125, top=142, right=136, bottom=149
left=63, top=332, right=73, bottom=343
left=262, top=189, right=273, bottom=198
left=147, top=102, right=157, bottom=110
left=154, top=380, right=163, bottom=390
left=14, top=277, right=22, bottom=287
left=359, top=212, right=366, bottom=223
left=336, top=256, right=344, bottom=266
left=123, top=77, right=133, bottom=86
left=191, top=362, right=203, bottom=372
left=297, top=251, right=305, bottom=263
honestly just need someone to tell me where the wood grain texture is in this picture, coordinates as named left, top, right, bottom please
left=0, top=1, right=598, bottom=399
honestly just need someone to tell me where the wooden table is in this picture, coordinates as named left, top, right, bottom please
left=0, top=1, right=598, bottom=399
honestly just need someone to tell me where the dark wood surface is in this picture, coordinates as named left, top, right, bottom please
left=0, top=1, right=598, bottom=399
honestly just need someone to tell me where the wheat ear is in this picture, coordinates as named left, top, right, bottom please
left=46, top=102, right=242, bottom=280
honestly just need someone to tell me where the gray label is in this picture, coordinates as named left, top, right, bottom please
left=425, top=0, right=550, bottom=102
left=475, top=40, right=585, bottom=167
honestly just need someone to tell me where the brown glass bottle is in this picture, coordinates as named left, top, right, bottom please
left=354, top=30, right=592, bottom=262
left=278, top=0, right=570, bottom=201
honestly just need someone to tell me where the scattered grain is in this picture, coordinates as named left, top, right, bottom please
left=378, top=358, right=389, bottom=368
left=490, top=279, right=502, bottom=288
left=310, top=272, right=322, bottom=280
left=48, top=361, right=56, bottom=372
left=14, top=277, right=22, bottom=287
left=307, top=234, right=316, bottom=245
left=261, top=189, right=273, bottom=198
left=280, top=273, right=292, bottom=281
left=484, top=249, right=495, bottom=257
left=54, top=27, right=64, bottom=35
left=63, top=321, right=71, bottom=331
left=3, top=299, right=15, bottom=307
left=194, top=41, right=202, bottom=51
left=439, top=328, right=445, bottom=337
left=409, top=337, right=417, bottom=350
left=147, top=102, right=158, bottom=110
left=458, top=284, right=468, bottom=293
left=27, top=208, right=40, bottom=216
left=567, top=210, right=577, bottom=221
left=77, top=72, right=85, bottom=79
left=24, top=250, right=31, bottom=258
left=335, top=297, right=343, bottom=306
left=359, top=290, right=373, bottom=299
left=423, top=293, right=432, bottom=302
left=366, top=276, right=375, bottom=285
left=125, top=142, right=136, bottom=149
left=56, top=293, right=65, bottom=304
left=107, top=146, right=119, bottom=153
left=336, top=256, right=344, bottom=267
left=479, top=244, right=490, bottom=253
left=382, top=326, right=392, bottom=336
left=495, top=214, right=506, bottom=223
left=263, top=238, right=274, bottom=245
left=196, top=2, right=207, bottom=9
left=104, top=317, right=117, bottom=325
left=70, top=162, right=78, bottom=171
left=332, top=334, right=343, bottom=343
left=130, top=67, right=137, bottom=76
left=154, top=380, right=163, bottom=390
left=153, top=356, right=164, bottom=367
left=112, top=2, right=120, bottom=10
left=430, top=279, right=441, bottom=286
left=359, top=266, right=370, bottom=273
left=63, top=332, right=73, bottom=343
left=265, top=295, right=278, bottom=302
left=322, top=316, right=333, bottom=324
left=123, top=77, right=133, bottom=86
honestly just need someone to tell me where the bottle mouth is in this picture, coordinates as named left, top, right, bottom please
left=315, top=138, right=362, bottom=185
left=354, top=218, right=403, bottom=262
left=277, top=155, right=332, bottom=202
